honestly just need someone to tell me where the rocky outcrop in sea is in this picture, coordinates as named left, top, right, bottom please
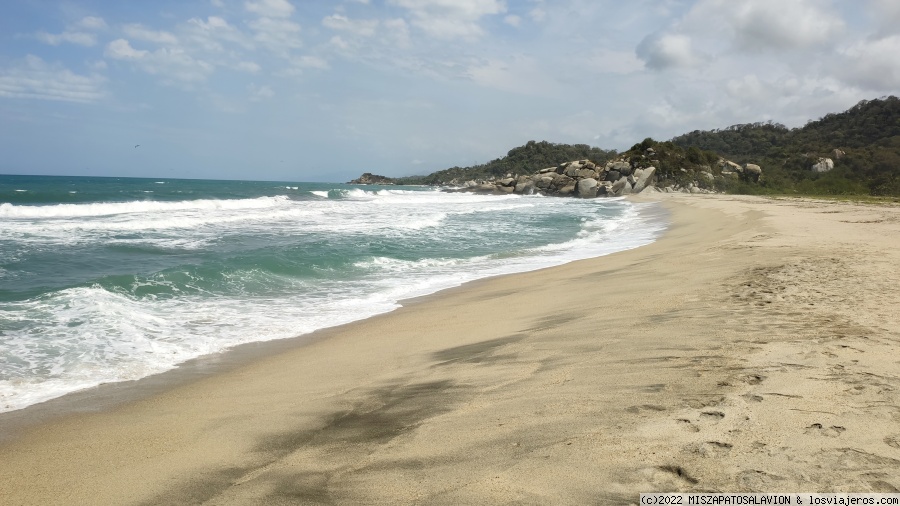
left=349, top=173, right=395, bottom=185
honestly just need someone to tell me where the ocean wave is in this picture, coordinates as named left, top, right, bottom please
left=0, top=195, right=292, bottom=219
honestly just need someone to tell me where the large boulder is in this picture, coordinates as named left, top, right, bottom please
left=576, top=178, right=599, bottom=198
left=723, top=160, right=743, bottom=173
left=611, top=176, right=629, bottom=195
left=605, top=170, right=621, bottom=182
left=498, top=177, right=516, bottom=187
left=535, top=176, right=554, bottom=189
left=632, top=166, right=657, bottom=193
left=515, top=181, right=535, bottom=194
left=811, top=157, right=834, bottom=173
left=744, top=163, right=762, bottom=181
left=558, top=184, right=576, bottom=195
left=576, top=168, right=598, bottom=179
left=609, top=160, right=633, bottom=176
left=551, top=174, right=575, bottom=190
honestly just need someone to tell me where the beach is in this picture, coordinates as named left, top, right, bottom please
left=1, top=193, right=900, bottom=504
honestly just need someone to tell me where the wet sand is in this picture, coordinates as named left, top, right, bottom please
left=1, top=194, right=900, bottom=505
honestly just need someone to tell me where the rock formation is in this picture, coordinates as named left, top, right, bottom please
left=811, top=158, right=834, bottom=173
left=349, top=173, right=395, bottom=185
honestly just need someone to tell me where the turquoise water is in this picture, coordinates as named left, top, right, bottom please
left=0, top=174, right=665, bottom=412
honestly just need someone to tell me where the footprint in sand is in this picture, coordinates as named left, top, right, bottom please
left=700, top=410, right=725, bottom=422
left=805, top=423, right=846, bottom=437
left=677, top=418, right=701, bottom=433
left=686, top=441, right=733, bottom=458
left=885, top=435, right=900, bottom=449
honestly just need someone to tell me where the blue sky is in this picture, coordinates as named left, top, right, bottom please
left=1, top=0, right=898, bottom=182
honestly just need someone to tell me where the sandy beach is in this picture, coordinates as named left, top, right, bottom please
left=1, top=193, right=900, bottom=505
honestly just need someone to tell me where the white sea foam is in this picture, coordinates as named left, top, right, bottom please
left=0, top=196, right=290, bottom=219
left=0, top=189, right=667, bottom=413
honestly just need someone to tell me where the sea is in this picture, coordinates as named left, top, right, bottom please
left=0, top=174, right=666, bottom=413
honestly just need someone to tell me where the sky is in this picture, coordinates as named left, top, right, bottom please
left=1, top=0, right=899, bottom=182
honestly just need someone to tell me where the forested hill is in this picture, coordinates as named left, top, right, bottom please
left=671, top=96, right=900, bottom=195
left=394, top=141, right=617, bottom=185
left=379, top=97, right=900, bottom=197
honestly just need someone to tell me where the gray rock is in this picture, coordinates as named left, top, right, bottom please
left=811, top=157, right=834, bottom=173
left=536, top=176, right=554, bottom=189
left=832, top=149, right=845, bottom=159
left=499, top=177, right=516, bottom=187
left=552, top=174, right=575, bottom=189
left=606, top=170, right=621, bottom=182
left=539, top=167, right=556, bottom=174
left=632, top=166, right=657, bottom=193
left=497, top=185, right=515, bottom=194
left=724, top=160, right=742, bottom=172
left=514, top=182, right=535, bottom=195
left=610, top=161, right=632, bottom=176
left=611, top=176, right=628, bottom=194
left=576, top=178, right=599, bottom=198
left=558, top=184, right=576, bottom=195
left=576, top=168, right=597, bottom=179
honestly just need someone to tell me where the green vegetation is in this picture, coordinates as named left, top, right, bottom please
left=384, top=96, right=899, bottom=197
left=393, top=140, right=617, bottom=185
left=672, top=96, right=900, bottom=196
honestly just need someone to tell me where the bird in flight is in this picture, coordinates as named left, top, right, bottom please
left=134, top=144, right=140, bottom=148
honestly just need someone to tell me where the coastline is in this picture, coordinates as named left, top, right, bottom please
left=2, top=194, right=899, bottom=503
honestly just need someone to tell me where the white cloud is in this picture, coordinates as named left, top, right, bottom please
left=0, top=55, right=105, bottom=103
left=868, top=0, right=900, bottom=36
left=276, top=55, right=329, bottom=77
left=236, top=61, right=261, bottom=72
left=503, top=14, right=521, bottom=27
left=388, top=0, right=506, bottom=40
left=585, top=48, right=644, bottom=75
left=36, top=31, right=97, bottom=47
left=123, top=24, right=179, bottom=46
left=382, top=18, right=411, bottom=47
left=105, top=39, right=149, bottom=60
left=636, top=33, right=702, bottom=70
left=838, top=35, right=900, bottom=90
left=322, top=14, right=379, bottom=37
left=105, top=39, right=214, bottom=84
left=185, top=16, right=252, bottom=52
left=244, top=0, right=295, bottom=18
left=248, top=83, right=275, bottom=101
left=248, top=17, right=302, bottom=56
left=76, top=16, right=108, bottom=31
left=34, top=16, right=107, bottom=47
left=717, top=0, right=844, bottom=52
left=529, top=7, right=546, bottom=22
left=466, top=56, right=559, bottom=96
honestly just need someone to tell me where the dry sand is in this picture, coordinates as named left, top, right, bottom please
left=1, top=194, right=900, bottom=505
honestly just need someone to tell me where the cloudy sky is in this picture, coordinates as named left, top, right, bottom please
left=1, top=0, right=898, bottom=182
